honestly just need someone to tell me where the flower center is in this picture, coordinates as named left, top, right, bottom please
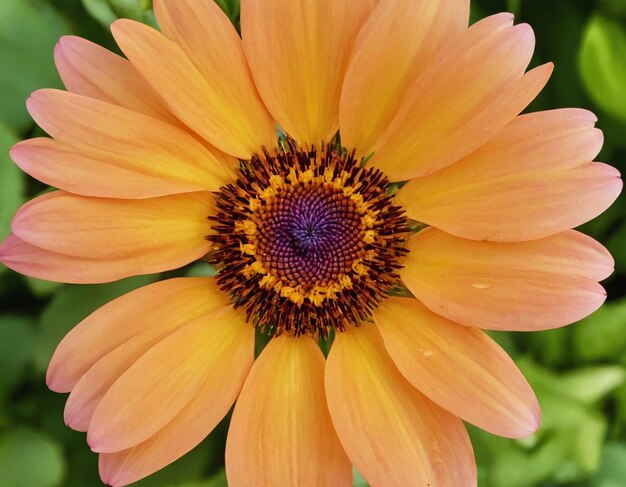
left=208, top=142, right=408, bottom=337
left=256, top=183, right=363, bottom=286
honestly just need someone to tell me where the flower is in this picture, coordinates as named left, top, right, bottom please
left=0, top=0, right=621, bottom=486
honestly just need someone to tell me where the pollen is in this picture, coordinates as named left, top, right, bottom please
left=208, top=141, right=409, bottom=337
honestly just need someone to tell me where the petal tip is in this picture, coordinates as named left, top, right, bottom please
left=46, top=375, right=65, bottom=393
left=87, top=434, right=105, bottom=454
left=604, top=169, right=623, bottom=203
left=54, top=35, right=75, bottom=53
left=510, top=418, right=541, bottom=440
left=581, top=108, right=599, bottom=123
left=111, top=17, right=142, bottom=35
left=63, top=412, right=75, bottom=429
left=9, top=140, right=29, bottom=164
left=523, top=397, right=542, bottom=436
left=53, top=38, right=63, bottom=55
left=46, top=357, right=75, bottom=393
left=99, top=459, right=123, bottom=487
left=519, top=408, right=542, bottom=438
left=110, top=18, right=132, bottom=37
left=498, top=399, right=541, bottom=439
left=25, top=89, right=53, bottom=115
left=513, top=22, right=534, bottom=37
left=589, top=286, right=608, bottom=313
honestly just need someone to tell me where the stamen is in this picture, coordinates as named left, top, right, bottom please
left=208, top=141, right=408, bottom=337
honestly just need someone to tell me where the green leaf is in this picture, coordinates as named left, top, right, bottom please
left=589, top=443, right=626, bottom=487
left=0, top=315, right=36, bottom=397
left=202, top=469, right=227, bottom=487
left=175, top=469, right=227, bottom=487
left=215, top=0, right=240, bottom=25
left=525, top=327, right=571, bottom=367
left=558, top=366, right=626, bottom=405
left=491, top=436, right=569, bottom=487
left=0, top=429, right=65, bottom=487
left=480, top=359, right=613, bottom=483
left=606, top=220, right=626, bottom=272
left=579, top=15, right=626, bottom=121
left=506, top=0, right=522, bottom=17
left=186, top=262, right=217, bottom=277
left=352, top=467, right=369, bottom=487
left=0, top=0, right=70, bottom=131
left=600, top=0, right=626, bottom=19
left=573, top=300, right=626, bottom=361
left=34, top=274, right=155, bottom=373
left=469, top=4, right=487, bottom=24
left=81, top=0, right=156, bottom=27
left=0, top=124, right=23, bottom=244
left=132, top=440, right=215, bottom=486
left=484, top=330, right=518, bottom=357
left=24, top=277, right=63, bottom=297
left=80, top=0, right=118, bottom=27
left=109, top=0, right=148, bottom=19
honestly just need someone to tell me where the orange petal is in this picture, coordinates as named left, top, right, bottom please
left=153, top=0, right=275, bottom=152
left=326, top=324, right=476, bottom=487
left=0, top=233, right=156, bottom=284
left=241, top=0, right=375, bottom=145
left=24, top=89, right=233, bottom=197
left=88, top=305, right=251, bottom=453
left=54, top=35, right=176, bottom=123
left=401, top=229, right=613, bottom=331
left=111, top=18, right=274, bottom=159
left=12, top=191, right=212, bottom=264
left=11, top=138, right=224, bottom=199
left=226, top=335, right=351, bottom=487
left=99, top=311, right=253, bottom=487
left=370, top=15, right=552, bottom=181
left=61, top=280, right=230, bottom=429
left=340, top=0, right=470, bottom=156
left=47, top=277, right=229, bottom=393
left=374, top=298, right=540, bottom=438
left=65, top=335, right=170, bottom=432
left=398, top=109, right=621, bottom=241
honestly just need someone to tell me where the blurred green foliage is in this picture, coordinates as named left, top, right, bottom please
left=1, top=0, right=626, bottom=485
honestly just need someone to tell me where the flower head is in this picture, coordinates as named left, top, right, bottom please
left=0, top=0, right=621, bottom=486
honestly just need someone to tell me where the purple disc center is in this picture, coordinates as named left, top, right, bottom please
left=256, top=185, right=363, bottom=286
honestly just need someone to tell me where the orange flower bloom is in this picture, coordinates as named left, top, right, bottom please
left=0, top=0, right=621, bottom=486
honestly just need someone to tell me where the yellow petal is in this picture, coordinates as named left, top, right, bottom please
left=241, top=0, right=375, bottom=145
left=24, top=89, right=233, bottom=197
left=401, top=229, right=613, bottom=331
left=226, top=334, right=352, bottom=487
left=397, top=109, right=621, bottom=241
left=370, top=15, right=552, bottom=180
left=12, top=191, right=212, bottom=263
left=340, top=0, right=470, bottom=156
left=47, top=277, right=229, bottom=392
left=375, top=298, right=540, bottom=438
left=54, top=35, right=176, bottom=123
left=88, top=306, right=251, bottom=453
left=326, top=324, right=476, bottom=487
left=99, top=310, right=254, bottom=487
left=112, top=18, right=275, bottom=159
